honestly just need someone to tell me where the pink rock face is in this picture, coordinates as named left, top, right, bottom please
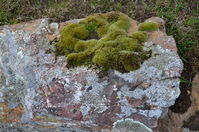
left=46, top=78, right=75, bottom=105
left=0, top=16, right=183, bottom=131
left=43, top=78, right=83, bottom=120
left=48, top=104, right=83, bottom=121
left=148, top=31, right=178, bottom=53
left=128, top=20, right=138, bottom=34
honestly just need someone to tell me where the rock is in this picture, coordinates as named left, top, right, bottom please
left=0, top=15, right=183, bottom=131
left=190, top=74, right=199, bottom=111
left=49, top=22, right=59, bottom=34
left=157, top=73, right=199, bottom=132
left=145, top=17, right=166, bottom=32
left=128, top=20, right=138, bottom=34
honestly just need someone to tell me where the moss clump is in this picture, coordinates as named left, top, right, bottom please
left=55, top=12, right=153, bottom=73
left=131, top=31, right=148, bottom=42
left=138, top=22, right=159, bottom=31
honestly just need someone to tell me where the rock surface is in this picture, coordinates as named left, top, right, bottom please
left=0, top=16, right=183, bottom=131
left=158, top=73, right=199, bottom=132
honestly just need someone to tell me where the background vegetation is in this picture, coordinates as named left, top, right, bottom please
left=0, top=0, right=199, bottom=113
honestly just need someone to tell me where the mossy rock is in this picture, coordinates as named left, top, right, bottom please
left=138, top=22, right=159, bottom=31
left=55, top=11, right=155, bottom=73
left=131, top=31, right=148, bottom=42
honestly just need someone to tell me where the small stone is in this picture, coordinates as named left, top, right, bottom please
left=49, top=23, right=59, bottom=34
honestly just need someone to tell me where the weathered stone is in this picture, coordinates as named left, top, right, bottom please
left=157, top=73, right=199, bottom=132
left=128, top=20, right=138, bottom=34
left=145, top=17, right=166, bottom=32
left=0, top=15, right=183, bottom=131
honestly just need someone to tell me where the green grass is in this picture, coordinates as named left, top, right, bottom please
left=0, top=0, right=136, bottom=24
left=154, top=0, right=199, bottom=63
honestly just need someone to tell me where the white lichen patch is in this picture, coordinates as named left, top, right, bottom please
left=113, top=118, right=153, bottom=132
left=113, top=41, right=183, bottom=119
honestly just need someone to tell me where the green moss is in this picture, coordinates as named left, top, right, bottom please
left=67, top=49, right=93, bottom=67
left=80, top=14, right=107, bottom=32
left=100, top=28, right=126, bottom=41
left=117, top=36, right=140, bottom=51
left=93, top=40, right=119, bottom=50
left=106, top=11, right=120, bottom=23
left=113, top=15, right=132, bottom=31
left=73, top=24, right=89, bottom=39
left=119, top=51, right=141, bottom=71
left=55, top=12, right=151, bottom=73
left=138, top=22, right=159, bottom=31
left=92, top=48, right=111, bottom=66
left=55, top=36, right=78, bottom=55
left=74, top=40, right=97, bottom=52
left=96, top=24, right=109, bottom=38
left=131, top=31, right=148, bottom=42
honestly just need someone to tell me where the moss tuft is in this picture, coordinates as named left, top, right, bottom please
left=73, top=24, right=89, bottom=39
left=119, top=51, right=140, bottom=71
left=55, top=12, right=151, bottom=73
left=138, top=22, right=159, bottom=31
left=131, top=31, right=148, bottom=42
left=74, top=40, right=97, bottom=52
left=67, top=49, right=93, bottom=67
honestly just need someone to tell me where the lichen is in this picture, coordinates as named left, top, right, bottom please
left=138, top=22, right=159, bottom=31
left=55, top=11, right=155, bottom=73
left=112, top=118, right=153, bottom=132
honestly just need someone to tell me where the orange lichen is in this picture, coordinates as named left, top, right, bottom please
left=0, top=102, right=24, bottom=123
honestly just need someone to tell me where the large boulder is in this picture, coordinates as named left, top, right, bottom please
left=0, top=15, right=183, bottom=131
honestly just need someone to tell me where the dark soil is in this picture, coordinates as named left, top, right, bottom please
left=169, top=64, right=193, bottom=113
left=183, top=111, right=199, bottom=130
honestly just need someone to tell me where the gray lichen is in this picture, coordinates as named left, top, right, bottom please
left=112, top=118, right=153, bottom=132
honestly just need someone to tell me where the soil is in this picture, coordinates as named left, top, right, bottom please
left=169, top=64, right=193, bottom=113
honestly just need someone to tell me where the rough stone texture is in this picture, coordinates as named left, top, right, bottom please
left=0, top=17, right=183, bottom=131
left=158, top=73, right=199, bottom=132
